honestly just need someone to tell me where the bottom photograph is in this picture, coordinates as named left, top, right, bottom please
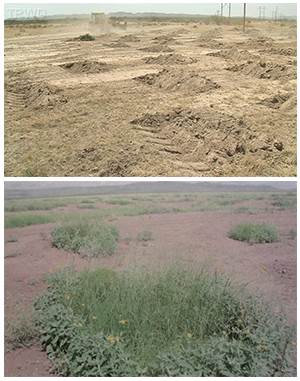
left=4, top=181, right=297, bottom=377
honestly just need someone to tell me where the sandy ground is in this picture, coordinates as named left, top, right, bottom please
left=4, top=204, right=296, bottom=376
left=4, top=20, right=296, bottom=176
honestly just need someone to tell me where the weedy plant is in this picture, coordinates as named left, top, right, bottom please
left=51, top=221, right=119, bottom=257
left=34, top=267, right=294, bottom=376
left=229, top=223, right=278, bottom=244
left=78, top=33, right=95, bottom=41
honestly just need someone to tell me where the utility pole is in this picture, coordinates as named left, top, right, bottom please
left=228, top=3, right=231, bottom=18
left=220, top=3, right=224, bottom=17
left=275, top=6, right=279, bottom=21
left=243, top=3, right=246, bottom=32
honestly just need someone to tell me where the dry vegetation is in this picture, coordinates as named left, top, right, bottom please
left=4, top=17, right=296, bottom=176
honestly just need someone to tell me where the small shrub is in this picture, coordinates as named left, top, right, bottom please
left=79, top=33, right=95, bottom=41
left=229, top=223, right=278, bottom=244
left=51, top=221, right=119, bottom=257
left=137, top=230, right=153, bottom=241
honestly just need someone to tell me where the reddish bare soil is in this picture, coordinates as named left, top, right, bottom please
left=4, top=208, right=296, bottom=376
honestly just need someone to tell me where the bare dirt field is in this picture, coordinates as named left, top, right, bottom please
left=4, top=191, right=297, bottom=375
left=4, top=19, right=297, bottom=176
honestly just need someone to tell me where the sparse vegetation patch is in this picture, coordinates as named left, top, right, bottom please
left=229, top=223, right=278, bottom=244
left=51, top=221, right=119, bottom=257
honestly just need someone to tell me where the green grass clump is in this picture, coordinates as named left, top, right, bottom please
left=229, top=223, right=278, bottom=244
left=79, top=33, right=95, bottom=41
left=34, top=268, right=294, bottom=376
left=5, top=214, right=54, bottom=228
left=51, top=221, right=119, bottom=257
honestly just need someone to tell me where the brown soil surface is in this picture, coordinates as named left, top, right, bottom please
left=4, top=20, right=296, bottom=176
left=4, top=206, right=296, bottom=376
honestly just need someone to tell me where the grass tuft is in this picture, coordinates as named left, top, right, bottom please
left=51, top=221, right=119, bottom=257
left=229, top=223, right=278, bottom=244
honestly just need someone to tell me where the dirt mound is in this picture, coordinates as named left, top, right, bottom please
left=197, top=39, right=224, bottom=49
left=130, top=107, right=284, bottom=164
left=105, top=41, right=130, bottom=48
left=207, top=47, right=257, bottom=62
left=26, top=83, right=68, bottom=109
left=245, top=37, right=275, bottom=48
left=259, top=93, right=291, bottom=109
left=134, top=69, right=220, bottom=94
left=118, top=34, right=140, bottom=42
left=152, top=35, right=176, bottom=43
left=226, top=60, right=296, bottom=81
left=60, top=60, right=111, bottom=74
left=5, top=78, right=67, bottom=110
left=143, top=53, right=197, bottom=65
left=139, top=44, right=174, bottom=53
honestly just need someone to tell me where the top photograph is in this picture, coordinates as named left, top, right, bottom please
left=4, top=2, right=297, bottom=177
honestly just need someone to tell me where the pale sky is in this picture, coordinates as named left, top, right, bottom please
left=4, top=3, right=297, bottom=19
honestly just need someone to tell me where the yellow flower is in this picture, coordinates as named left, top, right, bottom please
left=65, top=295, right=70, bottom=300
left=107, top=335, right=120, bottom=344
left=92, top=315, right=97, bottom=320
left=119, top=319, right=129, bottom=325
left=81, top=304, right=85, bottom=307
left=186, top=332, right=193, bottom=338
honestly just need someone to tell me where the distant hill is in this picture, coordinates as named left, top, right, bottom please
left=4, top=181, right=295, bottom=200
